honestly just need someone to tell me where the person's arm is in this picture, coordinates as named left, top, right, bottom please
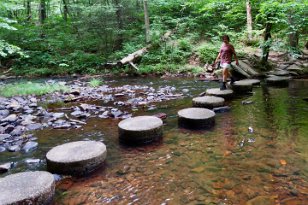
left=231, top=45, right=239, bottom=65
left=214, top=52, right=221, bottom=65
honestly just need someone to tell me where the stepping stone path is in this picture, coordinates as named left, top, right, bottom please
left=0, top=171, right=55, bottom=205
left=178, top=108, right=215, bottom=130
left=206, top=88, right=233, bottom=99
left=118, top=116, right=163, bottom=144
left=266, top=76, right=290, bottom=87
left=46, top=141, right=107, bottom=176
left=229, top=80, right=253, bottom=93
left=192, top=96, right=225, bottom=109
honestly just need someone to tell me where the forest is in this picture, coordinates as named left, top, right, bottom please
left=0, top=0, right=307, bottom=76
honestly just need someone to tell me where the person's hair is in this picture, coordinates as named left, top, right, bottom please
left=222, top=35, right=230, bottom=42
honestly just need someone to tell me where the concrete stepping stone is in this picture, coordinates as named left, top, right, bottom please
left=192, top=96, right=225, bottom=109
left=118, top=116, right=163, bottom=144
left=236, top=79, right=261, bottom=86
left=0, top=171, right=55, bottom=205
left=229, top=80, right=253, bottom=93
left=266, top=76, right=290, bottom=87
left=206, top=88, right=233, bottom=99
left=46, top=141, right=107, bottom=176
left=178, top=108, right=215, bottom=129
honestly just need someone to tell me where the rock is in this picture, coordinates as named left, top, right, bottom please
left=46, top=141, right=107, bottom=176
left=0, top=171, right=55, bottom=204
left=206, top=88, right=233, bottom=99
left=0, top=162, right=13, bottom=173
left=0, top=146, right=6, bottom=152
left=22, top=141, right=38, bottom=153
left=10, top=126, right=25, bottom=136
left=110, top=109, right=123, bottom=118
left=71, top=111, right=90, bottom=118
left=153, top=113, right=167, bottom=120
left=25, top=158, right=41, bottom=164
left=29, top=103, right=38, bottom=108
left=26, top=123, right=43, bottom=131
left=246, top=196, right=275, bottom=205
left=230, top=80, right=253, bottom=93
left=272, top=70, right=290, bottom=76
left=178, top=108, right=215, bottom=130
left=118, top=116, right=163, bottom=144
left=0, top=134, right=11, bottom=141
left=4, top=125, right=14, bottom=134
left=0, top=126, right=4, bottom=134
left=1, top=114, right=17, bottom=122
left=266, top=76, right=290, bottom=87
left=242, top=100, right=254, bottom=105
left=192, top=96, right=225, bottom=109
left=213, top=106, right=231, bottom=113
left=0, top=109, right=10, bottom=118
left=287, top=64, right=305, bottom=75
left=7, top=145, right=21, bottom=152
left=52, top=112, right=65, bottom=119
left=236, top=79, right=261, bottom=86
left=6, top=101, right=21, bottom=110
left=182, top=89, right=189, bottom=93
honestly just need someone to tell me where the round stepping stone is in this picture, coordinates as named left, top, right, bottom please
left=0, top=171, right=55, bottom=205
left=118, top=116, right=163, bottom=144
left=272, top=70, right=290, bottom=76
left=237, top=79, right=261, bottom=86
left=46, top=141, right=107, bottom=176
left=206, top=88, right=233, bottom=99
left=178, top=108, right=215, bottom=129
left=192, top=96, right=225, bottom=109
left=266, top=76, right=290, bottom=87
left=230, top=80, right=253, bottom=93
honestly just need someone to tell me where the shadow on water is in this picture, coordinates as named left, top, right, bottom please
left=1, top=77, right=308, bottom=204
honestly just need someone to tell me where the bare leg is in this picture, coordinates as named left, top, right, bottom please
left=223, top=68, right=229, bottom=82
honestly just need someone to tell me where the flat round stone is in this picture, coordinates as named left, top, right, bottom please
left=0, top=171, right=55, bottom=205
left=266, top=76, right=290, bottom=87
left=237, top=79, right=261, bottom=86
left=46, top=141, right=107, bottom=176
left=230, top=80, right=253, bottom=93
left=178, top=108, right=215, bottom=129
left=206, top=88, right=233, bottom=99
left=192, top=96, right=225, bottom=108
left=118, top=116, right=163, bottom=144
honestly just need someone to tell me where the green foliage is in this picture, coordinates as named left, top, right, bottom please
left=88, top=78, right=103, bottom=87
left=196, top=42, right=220, bottom=64
left=0, top=82, right=68, bottom=97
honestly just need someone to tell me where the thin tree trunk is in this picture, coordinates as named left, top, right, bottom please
left=114, top=0, right=123, bottom=49
left=63, top=0, right=69, bottom=21
left=261, top=20, right=272, bottom=64
left=39, top=0, right=46, bottom=25
left=26, top=0, right=31, bottom=21
left=143, top=0, right=150, bottom=43
left=246, top=0, right=253, bottom=40
left=289, top=32, right=299, bottom=49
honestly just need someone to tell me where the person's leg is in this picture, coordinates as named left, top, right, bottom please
left=220, top=67, right=228, bottom=90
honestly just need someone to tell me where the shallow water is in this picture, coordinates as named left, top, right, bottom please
left=1, top=77, right=308, bottom=204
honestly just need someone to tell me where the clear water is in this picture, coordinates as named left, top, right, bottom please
left=1, top=77, right=308, bottom=205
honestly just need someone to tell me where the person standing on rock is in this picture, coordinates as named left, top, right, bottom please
left=213, top=35, right=239, bottom=90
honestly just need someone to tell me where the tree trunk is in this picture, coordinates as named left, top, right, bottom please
left=261, top=19, right=272, bottom=64
left=63, top=0, right=69, bottom=21
left=26, top=0, right=31, bottom=21
left=143, top=0, right=150, bottom=43
left=289, top=32, right=299, bottom=49
left=246, top=0, right=253, bottom=40
left=114, top=0, right=123, bottom=49
left=39, top=0, right=46, bottom=24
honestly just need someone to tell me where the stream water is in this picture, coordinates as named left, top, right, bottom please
left=1, top=77, right=308, bottom=204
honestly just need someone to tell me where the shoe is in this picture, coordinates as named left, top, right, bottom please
left=230, top=77, right=235, bottom=85
left=220, top=82, right=227, bottom=90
